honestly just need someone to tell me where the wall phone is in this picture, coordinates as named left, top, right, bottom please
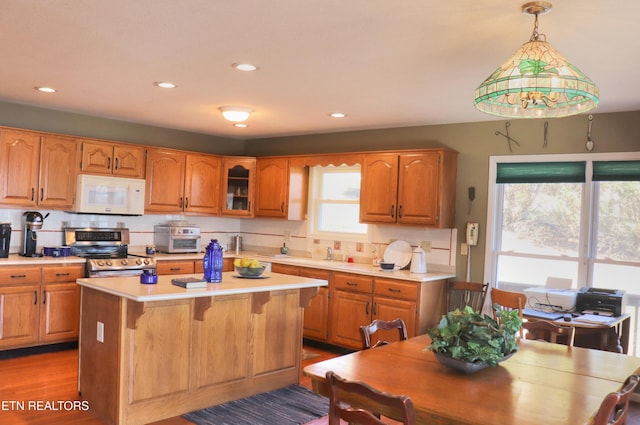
left=466, top=222, right=479, bottom=246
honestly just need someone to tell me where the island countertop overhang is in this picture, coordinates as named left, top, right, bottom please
left=76, top=271, right=328, bottom=302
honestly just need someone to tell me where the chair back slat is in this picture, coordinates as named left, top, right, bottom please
left=359, top=319, right=408, bottom=350
left=327, top=371, right=416, bottom=425
left=593, top=374, right=639, bottom=425
left=447, top=281, right=488, bottom=313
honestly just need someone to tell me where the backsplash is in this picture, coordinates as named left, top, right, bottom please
left=0, top=208, right=456, bottom=273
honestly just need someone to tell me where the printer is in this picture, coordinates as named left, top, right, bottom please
left=523, top=287, right=577, bottom=312
left=575, top=287, right=627, bottom=317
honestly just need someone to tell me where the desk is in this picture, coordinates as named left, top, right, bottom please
left=304, top=334, right=640, bottom=425
left=525, top=313, right=630, bottom=354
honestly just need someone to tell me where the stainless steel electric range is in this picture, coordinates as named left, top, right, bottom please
left=64, top=227, right=156, bottom=277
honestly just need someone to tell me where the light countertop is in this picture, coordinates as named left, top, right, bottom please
left=76, top=271, right=328, bottom=302
left=139, top=251, right=456, bottom=283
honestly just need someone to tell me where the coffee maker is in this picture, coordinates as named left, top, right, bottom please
left=0, top=223, right=11, bottom=258
left=20, top=211, right=48, bottom=257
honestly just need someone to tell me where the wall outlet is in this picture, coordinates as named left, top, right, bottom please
left=420, top=240, right=432, bottom=252
left=461, top=243, right=468, bottom=256
left=97, top=321, right=104, bottom=343
left=334, top=241, right=341, bottom=250
left=283, top=230, right=290, bottom=241
left=356, top=242, right=363, bottom=252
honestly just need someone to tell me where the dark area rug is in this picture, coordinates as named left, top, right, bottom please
left=183, top=384, right=329, bottom=425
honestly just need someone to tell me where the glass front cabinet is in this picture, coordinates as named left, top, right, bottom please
left=221, top=157, right=256, bottom=217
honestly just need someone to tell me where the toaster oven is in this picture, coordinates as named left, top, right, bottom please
left=154, top=225, right=201, bottom=253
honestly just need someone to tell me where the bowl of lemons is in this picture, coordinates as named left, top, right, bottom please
left=233, top=258, right=266, bottom=278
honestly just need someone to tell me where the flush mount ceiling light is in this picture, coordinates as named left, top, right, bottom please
left=329, top=112, right=347, bottom=118
left=218, top=106, right=253, bottom=122
left=154, top=81, right=177, bottom=89
left=35, top=86, right=57, bottom=93
left=474, top=2, right=599, bottom=118
left=232, top=63, right=258, bottom=72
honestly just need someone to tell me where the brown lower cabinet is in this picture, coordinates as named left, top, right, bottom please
left=0, top=264, right=84, bottom=350
left=271, top=264, right=446, bottom=350
left=156, top=258, right=233, bottom=275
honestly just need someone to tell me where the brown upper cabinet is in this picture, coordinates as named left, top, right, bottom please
left=145, top=148, right=222, bottom=215
left=0, top=128, right=78, bottom=209
left=254, top=157, right=308, bottom=220
left=360, top=149, right=457, bottom=227
left=221, top=157, right=255, bottom=217
left=80, top=140, right=146, bottom=178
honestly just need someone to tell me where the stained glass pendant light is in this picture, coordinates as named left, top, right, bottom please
left=474, top=2, right=599, bottom=118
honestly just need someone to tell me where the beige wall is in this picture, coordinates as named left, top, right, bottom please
left=245, top=111, right=640, bottom=281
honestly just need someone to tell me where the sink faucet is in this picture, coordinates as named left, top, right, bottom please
left=326, top=247, right=333, bottom=261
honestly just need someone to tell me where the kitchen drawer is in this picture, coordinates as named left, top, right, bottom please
left=271, top=263, right=300, bottom=276
left=156, top=261, right=195, bottom=275
left=374, top=278, right=418, bottom=301
left=0, top=267, right=41, bottom=285
left=333, top=272, right=373, bottom=294
left=43, top=265, right=85, bottom=283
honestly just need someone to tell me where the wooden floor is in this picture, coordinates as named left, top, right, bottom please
left=0, top=343, right=638, bottom=425
left=0, top=343, right=342, bottom=425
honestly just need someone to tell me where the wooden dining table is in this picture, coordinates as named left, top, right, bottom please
left=303, top=334, right=640, bottom=425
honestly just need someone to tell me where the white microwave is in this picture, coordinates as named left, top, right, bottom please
left=73, top=174, right=145, bottom=215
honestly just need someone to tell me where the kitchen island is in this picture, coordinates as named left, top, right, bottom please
left=76, top=271, right=328, bottom=425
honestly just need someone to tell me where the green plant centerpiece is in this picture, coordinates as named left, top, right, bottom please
left=426, top=306, right=522, bottom=373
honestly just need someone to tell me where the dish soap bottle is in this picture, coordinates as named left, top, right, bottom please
left=280, top=242, right=289, bottom=255
left=203, top=239, right=224, bottom=283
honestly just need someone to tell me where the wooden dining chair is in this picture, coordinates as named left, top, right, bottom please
left=446, top=281, right=488, bottom=313
left=593, top=374, right=640, bottom=425
left=490, top=287, right=526, bottom=337
left=522, top=320, right=576, bottom=347
left=359, top=318, right=408, bottom=350
left=326, top=370, right=416, bottom=425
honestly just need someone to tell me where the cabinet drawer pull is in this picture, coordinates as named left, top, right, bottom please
left=388, top=288, right=401, bottom=293
left=346, top=281, right=358, bottom=287
left=281, top=202, right=285, bottom=213
left=10, top=274, right=27, bottom=279
left=170, top=267, right=182, bottom=271
left=373, top=302, right=377, bottom=315
left=56, top=273, right=71, bottom=277
left=398, top=204, right=403, bottom=218
left=185, top=197, right=189, bottom=208
left=179, top=197, right=183, bottom=209
left=114, top=157, right=119, bottom=170
left=34, top=290, right=37, bottom=305
left=43, top=290, right=46, bottom=304
left=365, top=301, right=370, bottom=315
left=107, top=157, right=111, bottom=170
left=40, top=188, right=44, bottom=202
left=390, top=205, right=395, bottom=218
left=31, top=187, right=35, bottom=201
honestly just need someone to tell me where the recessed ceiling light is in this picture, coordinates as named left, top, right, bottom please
left=35, top=86, right=57, bottom=93
left=232, top=63, right=258, bottom=72
left=329, top=112, right=347, bottom=118
left=153, top=81, right=177, bottom=89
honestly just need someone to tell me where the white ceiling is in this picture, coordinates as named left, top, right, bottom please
left=2, top=0, right=639, bottom=140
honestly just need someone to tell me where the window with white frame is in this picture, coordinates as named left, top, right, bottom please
left=484, top=154, right=640, bottom=296
left=307, top=165, right=369, bottom=241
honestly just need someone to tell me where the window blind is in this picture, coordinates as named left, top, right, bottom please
left=593, top=161, right=640, bottom=181
left=496, top=162, right=586, bottom=184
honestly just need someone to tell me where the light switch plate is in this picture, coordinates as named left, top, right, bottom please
left=97, top=321, right=104, bottom=343
left=461, top=243, right=468, bottom=256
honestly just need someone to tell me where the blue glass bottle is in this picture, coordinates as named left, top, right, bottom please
left=203, top=239, right=223, bottom=283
